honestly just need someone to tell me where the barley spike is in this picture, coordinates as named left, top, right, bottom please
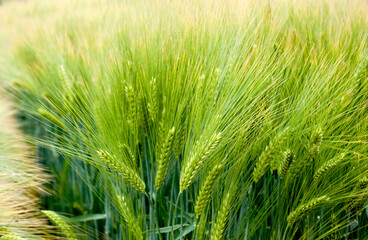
left=280, top=149, right=294, bottom=179
left=211, top=191, right=233, bottom=240
left=287, top=196, right=329, bottom=226
left=195, top=163, right=224, bottom=217
left=117, top=195, right=143, bottom=240
left=313, top=153, right=345, bottom=182
left=155, top=127, right=175, bottom=189
left=180, top=132, right=222, bottom=192
left=42, top=210, right=77, bottom=239
left=97, top=150, right=145, bottom=193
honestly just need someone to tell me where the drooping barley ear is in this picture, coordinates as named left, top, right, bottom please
left=347, top=176, right=368, bottom=212
left=313, top=153, right=345, bottom=182
left=39, top=108, right=67, bottom=130
left=97, top=150, right=145, bottom=193
left=117, top=195, right=143, bottom=240
left=195, top=163, right=224, bottom=217
left=125, top=85, right=136, bottom=126
left=119, top=143, right=136, bottom=169
left=58, top=65, right=73, bottom=97
left=309, top=127, right=323, bottom=158
left=148, top=77, right=158, bottom=122
left=280, top=149, right=294, bottom=179
left=155, top=127, right=175, bottom=189
left=180, top=132, right=222, bottom=192
left=42, top=210, right=77, bottom=240
left=254, top=130, right=288, bottom=182
left=252, top=147, right=271, bottom=183
left=173, top=114, right=187, bottom=158
left=211, top=190, right=234, bottom=240
left=268, top=129, right=289, bottom=172
left=287, top=196, right=330, bottom=226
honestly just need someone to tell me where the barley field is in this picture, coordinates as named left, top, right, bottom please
left=1, top=0, right=368, bottom=239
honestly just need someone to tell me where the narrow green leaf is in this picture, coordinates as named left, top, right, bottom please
left=71, top=214, right=107, bottom=222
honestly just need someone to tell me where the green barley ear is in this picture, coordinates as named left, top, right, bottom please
left=269, top=132, right=288, bottom=172
left=125, top=85, right=136, bottom=126
left=211, top=190, right=234, bottom=240
left=180, top=132, right=222, bottom=192
left=309, top=126, right=323, bottom=158
left=118, top=143, right=136, bottom=169
left=155, top=127, right=175, bottom=189
left=117, top=195, right=143, bottom=240
left=97, top=150, right=145, bottom=193
left=41, top=210, right=77, bottom=239
left=287, top=196, right=330, bottom=226
left=253, top=130, right=288, bottom=182
left=280, top=149, right=294, bottom=179
left=147, top=77, right=158, bottom=122
left=313, top=153, right=345, bottom=182
left=173, top=113, right=187, bottom=158
left=253, top=147, right=271, bottom=183
left=253, top=136, right=285, bottom=182
left=58, top=65, right=73, bottom=96
left=39, top=108, right=67, bottom=130
left=195, top=163, right=224, bottom=217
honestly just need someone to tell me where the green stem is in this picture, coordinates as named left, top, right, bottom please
left=145, top=193, right=162, bottom=240
left=172, top=191, right=182, bottom=239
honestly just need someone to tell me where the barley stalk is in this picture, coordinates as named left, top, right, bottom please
left=155, top=127, right=175, bottom=189
left=97, top=150, right=145, bottom=193
left=287, top=196, right=330, bottom=226
left=180, top=132, right=222, bottom=192
left=195, top=163, right=224, bottom=217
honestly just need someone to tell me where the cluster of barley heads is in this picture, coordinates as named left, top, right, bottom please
left=2, top=0, right=368, bottom=239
